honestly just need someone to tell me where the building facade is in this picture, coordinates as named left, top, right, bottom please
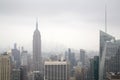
left=44, top=61, right=70, bottom=80
left=0, top=53, right=11, bottom=80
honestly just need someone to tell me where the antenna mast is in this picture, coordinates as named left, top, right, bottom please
left=105, top=0, right=107, bottom=33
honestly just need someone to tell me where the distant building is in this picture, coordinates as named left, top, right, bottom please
left=33, top=71, right=43, bottom=80
left=0, top=53, right=11, bottom=80
left=75, top=66, right=86, bottom=80
left=66, top=48, right=76, bottom=76
left=20, top=66, right=28, bottom=80
left=12, top=69, right=21, bottom=80
left=12, top=43, right=21, bottom=68
left=49, top=54, right=58, bottom=61
left=67, top=48, right=76, bottom=69
left=44, top=61, right=70, bottom=80
left=27, top=54, right=33, bottom=72
left=21, top=47, right=28, bottom=66
left=75, top=66, right=81, bottom=80
left=80, top=49, right=85, bottom=67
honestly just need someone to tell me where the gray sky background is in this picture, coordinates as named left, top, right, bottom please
left=0, top=0, right=120, bottom=53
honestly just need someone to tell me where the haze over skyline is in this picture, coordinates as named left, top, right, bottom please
left=0, top=0, right=120, bottom=53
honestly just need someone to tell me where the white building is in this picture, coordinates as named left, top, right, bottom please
left=21, top=50, right=28, bottom=66
left=44, top=61, right=70, bottom=80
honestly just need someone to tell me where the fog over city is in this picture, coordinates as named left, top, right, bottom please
left=0, top=0, right=120, bottom=53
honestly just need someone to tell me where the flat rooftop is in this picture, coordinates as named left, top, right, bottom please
left=44, top=61, right=67, bottom=65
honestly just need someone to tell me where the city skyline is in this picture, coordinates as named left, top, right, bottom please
left=0, top=0, right=120, bottom=80
left=0, top=0, right=120, bottom=53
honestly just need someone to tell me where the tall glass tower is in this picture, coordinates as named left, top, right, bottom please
left=99, top=31, right=115, bottom=80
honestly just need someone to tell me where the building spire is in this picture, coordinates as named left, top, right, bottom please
left=36, top=18, right=38, bottom=30
left=105, top=0, right=107, bottom=33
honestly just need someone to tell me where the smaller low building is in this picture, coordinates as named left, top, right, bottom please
left=106, top=72, right=120, bottom=80
left=33, top=71, right=43, bottom=80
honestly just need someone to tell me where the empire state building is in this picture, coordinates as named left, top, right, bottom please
left=33, top=21, right=42, bottom=72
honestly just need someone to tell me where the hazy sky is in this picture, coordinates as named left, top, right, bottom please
left=0, top=0, right=120, bottom=53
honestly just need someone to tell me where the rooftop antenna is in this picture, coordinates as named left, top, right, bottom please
left=105, top=0, right=107, bottom=33
left=36, top=18, right=38, bottom=30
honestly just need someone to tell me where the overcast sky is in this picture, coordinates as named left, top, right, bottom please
left=0, top=0, right=120, bottom=53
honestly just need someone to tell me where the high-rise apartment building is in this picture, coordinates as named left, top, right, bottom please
left=0, top=53, right=11, bottom=80
left=44, top=61, right=70, bottom=80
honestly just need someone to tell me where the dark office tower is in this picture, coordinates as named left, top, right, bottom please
left=94, top=56, right=99, bottom=80
left=89, top=58, right=94, bottom=80
left=12, top=43, right=21, bottom=68
left=33, top=20, right=42, bottom=72
left=80, top=49, right=85, bottom=67
left=20, top=66, right=28, bottom=80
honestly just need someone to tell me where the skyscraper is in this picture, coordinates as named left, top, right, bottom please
left=80, top=49, right=85, bottom=67
left=67, top=48, right=76, bottom=76
left=33, top=20, right=42, bottom=72
left=99, top=31, right=115, bottom=80
left=12, top=43, right=21, bottom=68
left=0, top=53, right=11, bottom=80
left=93, top=56, right=99, bottom=80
